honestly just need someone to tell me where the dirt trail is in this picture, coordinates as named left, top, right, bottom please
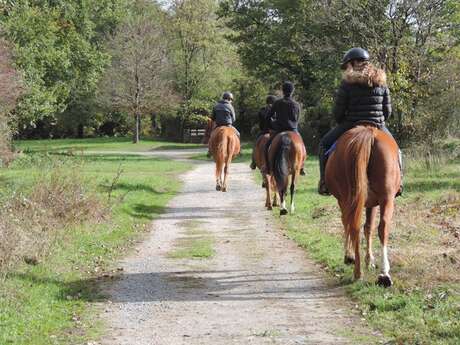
left=99, top=153, right=369, bottom=345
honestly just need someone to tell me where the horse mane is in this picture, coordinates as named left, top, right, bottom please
left=343, top=126, right=376, bottom=233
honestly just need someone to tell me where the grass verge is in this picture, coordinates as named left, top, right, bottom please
left=0, top=142, right=193, bottom=345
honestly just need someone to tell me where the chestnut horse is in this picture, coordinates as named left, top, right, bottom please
left=208, top=126, right=240, bottom=192
left=267, top=131, right=306, bottom=215
left=325, top=125, right=400, bottom=287
left=254, top=133, right=279, bottom=209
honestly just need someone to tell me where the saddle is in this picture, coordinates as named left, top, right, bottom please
left=325, top=121, right=383, bottom=158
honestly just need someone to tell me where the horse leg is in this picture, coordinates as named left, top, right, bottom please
left=350, top=224, right=362, bottom=280
left=265, top=174, right=273, bottom=210
left=377, top=199, right=395, bottom=287
left=279, top=190, right=288, bottom=215
left=271, top=177, right=279, bottom=207
left=222, top=162, right=229, bottom=192
left=289, top=172, right=297, bottom=214
left=215, top=160, right=223, bottom=191
left=364, top=207, right=377, bottom=270
left=339, top=201, right=355, bottom=265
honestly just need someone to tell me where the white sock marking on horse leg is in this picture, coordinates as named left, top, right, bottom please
left=281, top=199, right=286, bottom=211
left=290, top=200, right=295, bottom=213
left=382, top=245, right=390, bottom=276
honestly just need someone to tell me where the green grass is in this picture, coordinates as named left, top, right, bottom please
left=0, top=141, right=194, bottom=345
left=271, top=155, right=460, bottom=345
left=14, top=136, right=204, bottom=153
left=169, top=238, right=215, bottom=259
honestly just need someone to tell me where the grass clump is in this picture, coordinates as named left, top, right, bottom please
left=0, top=156, right=104, bottom=274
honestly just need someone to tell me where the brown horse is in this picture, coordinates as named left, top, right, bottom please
left=208, top=126, right=240, bottom=192
left=267, top=131, right=306, bottom=215
left=325, top=125, right=400, bottom=287
left=254, top=133, right=279, bottom=209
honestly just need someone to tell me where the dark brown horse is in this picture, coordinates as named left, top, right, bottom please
left=325, top=125, right=400, bottom=286
left=267, top=131, right=306, bottom=215
left=254, top=133, right=279, bottom=209
left=208, top=126, right=240, bottom=192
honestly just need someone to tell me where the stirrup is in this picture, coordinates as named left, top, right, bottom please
left=250, top=161, right=256, bottom=170
left=300, top=168, right=306, bottom=176
left=395, top=185, right=403, bottom=197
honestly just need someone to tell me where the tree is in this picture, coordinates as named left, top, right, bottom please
left=1, top=0, right=125, bottom=135
left=100, top=0, right=174, bottom=143
left=0, top=36, right=22, bottom=163
left=221, top=0, right=460, bottom=146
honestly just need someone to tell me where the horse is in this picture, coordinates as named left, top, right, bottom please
left=325, top=125, right=401, bottom=287
left=208, top=126, right=240, bottom=192
left=266, top=131, right=306, bottom=215
left=202, top=118, right=215, bottom=145
left=254, top=132, right=279, bottom=209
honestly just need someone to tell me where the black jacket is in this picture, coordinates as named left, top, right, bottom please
left=267, top=96, right=300, bottom=131
left=212, top=100, right=236, bottom=126
left=258, top=105, right=272, bottom=132
left=333, top=67, right=392, bottom=125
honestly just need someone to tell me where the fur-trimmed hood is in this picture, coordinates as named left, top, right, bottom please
left=343, top=63, right=387, bottom=87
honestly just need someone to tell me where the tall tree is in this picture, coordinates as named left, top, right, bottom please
left=168, top=0, right=240, bottom=109
left=1, top=0, right=125, bottom=134
left=0, top=36, right=22, bottom=162
left=100, top=0, right=173, bottom=143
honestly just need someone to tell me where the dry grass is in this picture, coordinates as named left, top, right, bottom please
left=0, top=162, right=105, bottom=274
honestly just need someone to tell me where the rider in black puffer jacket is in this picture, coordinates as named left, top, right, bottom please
left=318, top=48, right=402, bottom=196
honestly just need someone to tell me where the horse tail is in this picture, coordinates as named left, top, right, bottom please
left=345, top=127, right=375, bottom=237
left=273, top=134, right=291, bottom=194
left=216, top=133, right=228, bottom=163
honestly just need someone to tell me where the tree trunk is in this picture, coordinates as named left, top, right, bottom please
left=133, top=112, right=140, bottom=144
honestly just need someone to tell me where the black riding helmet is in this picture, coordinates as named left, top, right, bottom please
left=340, top=47, right=370, bottom=69
left=222, top=91, right=234, bottom=101
left=266, top=95, right=276, bottom=105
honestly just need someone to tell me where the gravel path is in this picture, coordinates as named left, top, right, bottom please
left=99, top=154, right=369, bottom=345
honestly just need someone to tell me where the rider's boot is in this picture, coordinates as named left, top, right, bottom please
left=318, top=146, right=330, bottom=196
left=396, top=149, right=403, bottom=197
left=250, top=149, right=256, bottom=170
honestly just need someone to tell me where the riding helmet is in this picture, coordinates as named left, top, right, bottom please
left=282, top=81, right=295, bottom=96
left=222, top=91, right=234, bottom=101
left=341, top=47, right=370, bottom=69
left=266, top=95, right=277, bottom=104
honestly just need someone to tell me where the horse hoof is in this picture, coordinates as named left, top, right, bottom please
left=377, top=274, right=393, bottom=288
left=344, top=256, right=355, bottom=265
left=216, top=185, right=221, bottom=191
left=221, top=187, right=227, bottom=192
left=266, top=205, right=272, bottom=210
left=280, top=209, right=288, bottom=216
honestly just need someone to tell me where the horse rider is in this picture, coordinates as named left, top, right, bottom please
left=207, top=91, right=240, bottom=157
left=317, top=47, right=403, bottom=196
left=249, top=95, right=277, bottom=170
left=263, top=81, right=306, bottom=176
left=211, top=91, right=240, bottom=137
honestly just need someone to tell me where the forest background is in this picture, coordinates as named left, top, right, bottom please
left=1, top=0, right=460, bottom=156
